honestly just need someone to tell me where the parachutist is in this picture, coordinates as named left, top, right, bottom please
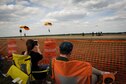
left=48, top=29, right=50, bottom=32
left=19, top=29, right=22, bottom=33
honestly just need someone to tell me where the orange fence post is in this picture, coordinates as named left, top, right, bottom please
left=42, top=39, right=57, bottom=64
left=7, top=39, right=17, bottom=58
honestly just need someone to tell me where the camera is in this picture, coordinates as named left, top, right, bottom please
left=34, top=40, right=38, bottom=45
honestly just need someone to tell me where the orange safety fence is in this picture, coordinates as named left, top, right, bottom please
left=7, top=39, right=17, bottom=58
left=0, top=38, right=126, bottom=84
left=65, top=39, right=126, bottom=84
left=0, top=39, right=7, bottom=56
left=39, top=39, right=57, bottom=64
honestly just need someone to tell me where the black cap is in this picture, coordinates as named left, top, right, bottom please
left=59, top=42, right=73, bottom=54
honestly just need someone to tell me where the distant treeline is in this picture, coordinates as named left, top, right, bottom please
left=53, top=32, right=126, bottom=36
left=0, top=32, right=126, bottom=38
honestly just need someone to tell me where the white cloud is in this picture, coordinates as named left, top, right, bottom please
left=0, top=3, right=42, bottom=23
left=46, top=9, right=87, bottom=22
left=100, top=0, right=126, bottom=22
left=102, top=14, right=126, bottom=21
left=77, top=0, right=109, bottom=10
left=30, top=0, right=69, bottom=8
left=0, top=4, right=15, bottom=10
left=0, top=0, right=13, bottom=4
left=15, top=0, right=30, bottom=6
left=18, top=7, right=40, bottom=15
left=107, top=0, right=126, bottom=10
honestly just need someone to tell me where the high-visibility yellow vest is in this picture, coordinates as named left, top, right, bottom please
left=52, top=59, right=92, bottom=84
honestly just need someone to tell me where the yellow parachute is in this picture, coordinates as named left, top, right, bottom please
left=44, top=22, right=52, bottom=26
left=43, top=22, right=53, bottom=32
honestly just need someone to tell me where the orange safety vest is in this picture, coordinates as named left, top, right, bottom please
left=52, top=59, right=92, bottom=84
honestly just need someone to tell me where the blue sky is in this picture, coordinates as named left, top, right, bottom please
left=0, top=0, right=126, bottom=37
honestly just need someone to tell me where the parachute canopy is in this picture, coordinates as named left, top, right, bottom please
left=44, top=22, right=52, bottom=26
left=20, top=26, right=30, bottom=30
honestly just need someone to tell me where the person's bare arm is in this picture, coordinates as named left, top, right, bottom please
left=92, top=67, right=103, bottom=75
left=24, top=51, right=28, bottom=55
left=92, top=67, right=110, bottom=75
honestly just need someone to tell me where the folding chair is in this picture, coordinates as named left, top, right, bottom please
left=7, top=65, right=29, bottom=84
left=6, top=53, right=32, bottom=84
left=12, top=53, right=31, bottom=76
left=0, top=61, right=28, bottom=84
left=8, top=54, right=48, bottom=84
left=51, top=58, right=92, bottom=84
left=97, top=71, right=117, bottom=84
